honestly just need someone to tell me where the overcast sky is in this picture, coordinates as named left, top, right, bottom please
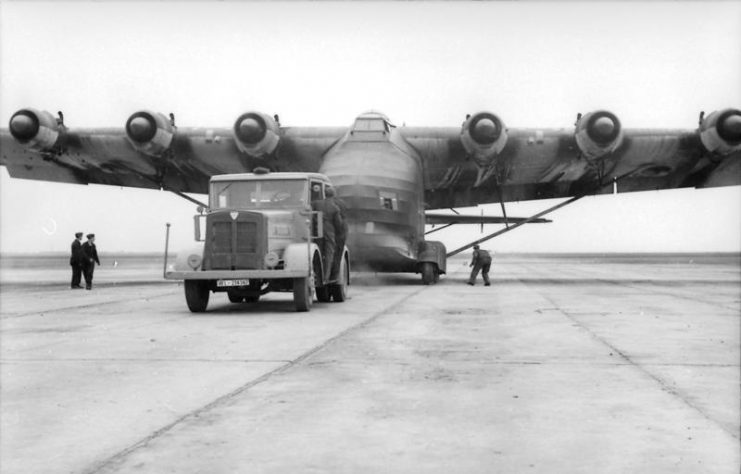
left=1, top=1, right=740, bottom=254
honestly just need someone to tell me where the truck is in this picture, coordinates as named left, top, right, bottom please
left=164, top=169, right=350, bottom=312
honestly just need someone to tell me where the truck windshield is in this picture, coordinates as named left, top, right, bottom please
left=211, top=179, right=308, bottom=209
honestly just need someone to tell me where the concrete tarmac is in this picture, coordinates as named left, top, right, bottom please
left=1, top=254, right=739, bottom=473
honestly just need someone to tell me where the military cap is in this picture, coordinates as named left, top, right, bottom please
left=86, top=233, right=95, bottom=239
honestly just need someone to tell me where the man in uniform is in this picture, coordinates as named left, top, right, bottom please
left=311, top=187, right=343, bottom=282
left=81, top=233, right=100, bottom=290
left=70, top=232, right=84, bottom=289
left=329, top=186, right=349, bottom=281
left=468, top=244, right=492, bottom=286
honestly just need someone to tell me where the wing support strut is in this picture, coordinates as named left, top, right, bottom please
left=165, top=187, right=208, bottom=208
left=494, top=177, right=509, bottom=229
left=446, top=194, right=585, bottom=257
left=113, top=161, right=209, bottom=208
left=445, top=166, right=649, bottom=258
left=425, top=223, right=455, bottom=236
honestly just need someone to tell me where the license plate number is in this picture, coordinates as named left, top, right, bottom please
left=217, top=279, right=249, bottom=287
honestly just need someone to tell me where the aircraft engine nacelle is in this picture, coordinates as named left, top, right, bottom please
left=460, top=112, right=508, bottom=166
left=699, top=108, right=741, bottom=155
left=575, top=110, right=624, bottom=159
left=233, top=112, right=280, bottom=157
left=125, top=110, right=175, bottom=157
left=8, top=108, right=61, bottom=151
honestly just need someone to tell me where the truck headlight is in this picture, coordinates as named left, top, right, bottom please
left=187, top=254, right=202, bottom=270
left=264, top=251, right=279, bottom=268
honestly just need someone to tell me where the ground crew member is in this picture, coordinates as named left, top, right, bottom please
left=81, top=233, right=100, bottom=290
left=312, top=188, right=343, bottom=282
left=330, top=187, right=349, bottom=281
left=70, top=232, right=84, bottom=289
left=468, top=244, right=492, bottom=286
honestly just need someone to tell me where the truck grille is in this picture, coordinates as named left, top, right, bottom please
left=205, top=211, right=266, bottom=270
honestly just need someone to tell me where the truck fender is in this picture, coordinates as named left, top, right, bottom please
left=284, top=243, right=320, bottom=274
left=168, top=242, right=206, bottom=273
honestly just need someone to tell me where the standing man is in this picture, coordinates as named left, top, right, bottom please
left=70, top=232, right=84, bottom=289
left=468, top=244, right=492, bottom=286
left=81, top=233, right=100, bottom=290
left=329, top=186, right=348, bottom=281
left=311, top=187, right=343, bottom=282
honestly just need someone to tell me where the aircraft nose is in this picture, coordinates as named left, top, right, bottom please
left=720, top=112, right=741, bottom=141
left=472, top=118, right=498, bottom=143
left=127, top=116, right=155, bottom=142
left=9, top=112, right=38, bottom=141
left=238, top=117, right=265, bottom=143
left=592, top=116, right=616, bottom=140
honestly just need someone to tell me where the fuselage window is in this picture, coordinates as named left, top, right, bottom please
left=379, top=191, right=398, bottom=210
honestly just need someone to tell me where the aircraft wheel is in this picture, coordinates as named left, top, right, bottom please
left=420, top=262, right=438, bottom=285
left=293, top=277, right=313, bottom=312
left=185, top=280, right=210, bottom=313
left=227, top=291, right=243, bottom=303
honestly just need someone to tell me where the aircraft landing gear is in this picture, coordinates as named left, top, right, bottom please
left=420, top=262, right=440, bottom=285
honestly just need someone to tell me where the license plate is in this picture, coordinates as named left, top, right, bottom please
left=217, top=279, right=249, bottom=287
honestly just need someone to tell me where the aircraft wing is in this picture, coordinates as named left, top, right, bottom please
left=0, top=110, right=344, bottom=195
left=424, top=213, right=550, bottom=225
left=404, top=109, right=741, bottom=209
left=2, top=108, right=739, bottom=206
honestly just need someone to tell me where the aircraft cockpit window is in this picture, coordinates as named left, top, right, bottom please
left=353, top=118, right=388, bottom=133
left=211, top=180, right=308, bottom=209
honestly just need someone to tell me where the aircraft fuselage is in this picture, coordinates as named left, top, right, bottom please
left=319, top=113, right=425, bottom=272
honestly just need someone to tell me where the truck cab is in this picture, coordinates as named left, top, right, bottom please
left=165, top=169, right=349, bottom=312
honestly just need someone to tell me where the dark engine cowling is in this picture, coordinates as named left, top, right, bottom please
left=125, top=110, right=175, bottom=157
left=8, top=108, right=61, bottom=151
left=575, top=110, right=624, bottom=159
left=233, top=112, right=280, bottom=157
left=460, top=112, right=508, bottom=166
left=699, top=108, right=741, bottom=155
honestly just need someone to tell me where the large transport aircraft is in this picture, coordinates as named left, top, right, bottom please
left=2, top=107, right=740, bottom=283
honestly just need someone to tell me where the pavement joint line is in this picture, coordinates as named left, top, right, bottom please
left=0, top=358, right=293, bottom=363
left=0, top=290, right=180, bottom=319
left=542, top=263, right=741, bottom=312
left=526, top=280, right=740, bottom=441
left=593, top=279, right=740, bottom=313
left=82, top=284, right=431, bottom=474
left=3, top=358, right=736, bottom=368
left=303, top=359, right=740, bottom=367
left=520, top=262, right=741, bottom=312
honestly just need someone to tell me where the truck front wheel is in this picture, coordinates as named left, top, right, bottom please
left=293, top=277, right=313, bottom=312
left=185, top=280, right=210, bottom=312
left=227, top=291, right=244, bottom=303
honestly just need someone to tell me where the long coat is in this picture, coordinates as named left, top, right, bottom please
left=312, top=198, right=343, bottom=242
left=81, top=241, right=100, bottom=267
left=70, top=239, right=83, bottom=266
